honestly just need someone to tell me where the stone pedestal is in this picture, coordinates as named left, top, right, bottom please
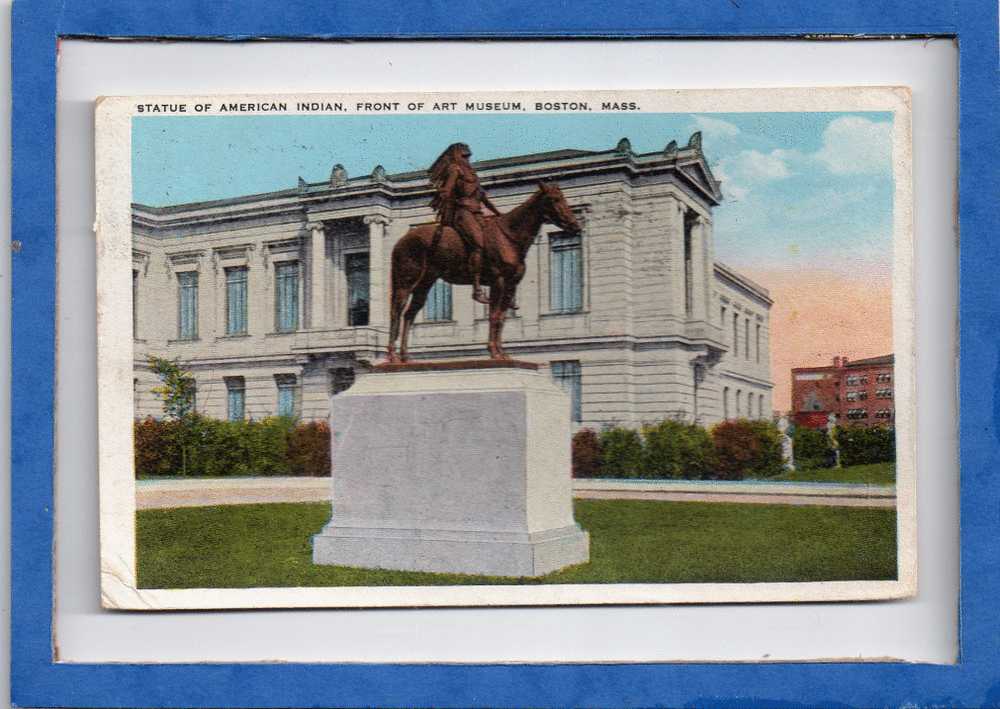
left=312, top=362, right=590, bottom=577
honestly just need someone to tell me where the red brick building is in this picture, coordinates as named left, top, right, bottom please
left=791, top=354, right=894, bottom=429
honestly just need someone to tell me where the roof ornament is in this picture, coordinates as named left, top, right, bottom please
left=663, top=140, right=678, bottom=158
left=371, top=164, right=387, bottom=183
left=297, top=176, right=308, bottom=192
left=330, top=163, right=348, bottom=186
left=686, top=131, right=702, bottom=151
left=615, top=137, right=632, bottom=155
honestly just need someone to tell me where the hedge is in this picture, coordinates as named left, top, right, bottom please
left=792, top=426, right=834, bottom=469
left=598, top=427, right=644, bottom=478
left=134, top=415, right=331, bottom=477
left=836, top=425, right=895, bottom=466
left=572, top=419, right=782, bottom=481
left=710, top=419, right=784, bottom=480
left=642, top=420, right=717, bottom=480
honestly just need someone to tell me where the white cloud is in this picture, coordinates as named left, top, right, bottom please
left=714, top=148, right=795, bottom=202
left=814, top=116, right=892, bottom=175
left=712, top=162, right=748, bottom=201
left=692, top=115, right=741, bottom=141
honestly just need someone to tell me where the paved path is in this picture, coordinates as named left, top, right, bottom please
left=136, top=477, right=895, bottom=510
left=573, top=479, right=896, bottom=508
left=136, top=477, right=330, bottom=510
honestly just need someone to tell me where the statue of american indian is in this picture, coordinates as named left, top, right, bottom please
left=386, top=143, right=582, bottom=362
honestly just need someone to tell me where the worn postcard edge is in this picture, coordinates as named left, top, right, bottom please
left=93, top=87, right=916, bottom=612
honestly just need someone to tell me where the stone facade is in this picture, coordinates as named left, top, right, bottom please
left=132, top=135, right=773, bottom=429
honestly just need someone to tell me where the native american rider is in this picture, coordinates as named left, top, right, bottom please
left=429, top=143, right=502, bottom=305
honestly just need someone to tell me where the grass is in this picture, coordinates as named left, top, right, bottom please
left=771, top=462, right=896, bottom=485
left=137, top=499, right=897, bottom=588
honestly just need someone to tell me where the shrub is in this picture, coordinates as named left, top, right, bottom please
left=571, top=428, right=603, bottom=478
left=598, top=427, right=644, bottom=477
left=711, top=419, right=784, bottom=480
left=134, top=416, right=181, bottom=477
left=792, top=426, right=834, bottom=469
left=837, top=426, right=895, bottom=466
left=288, top=421, right=332, bottom=476
left=133, top=415, right=318, bottom=477
left=641, top=419, right=716, bottom=479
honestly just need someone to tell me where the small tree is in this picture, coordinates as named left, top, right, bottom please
left=148, top=356, right=196, bottom=420
left=147, top=356, right=197, bottom=475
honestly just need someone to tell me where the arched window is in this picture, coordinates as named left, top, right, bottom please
left=723, top=387, right=730, bottom=419
left=736, top=389, right=742, bottom=417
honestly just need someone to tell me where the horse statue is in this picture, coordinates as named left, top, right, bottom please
left=387, top=181, right=581, bottom=362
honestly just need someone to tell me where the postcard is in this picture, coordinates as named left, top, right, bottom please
left=94, top=88, right=914, bottom=609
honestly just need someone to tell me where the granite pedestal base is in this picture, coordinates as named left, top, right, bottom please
left=312, top=363, right=590, bottom=577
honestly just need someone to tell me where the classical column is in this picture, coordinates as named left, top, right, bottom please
left=364, top=214, right=390, bottom=329
left=700, top=217, right=715, bottom=325
left=689, top=214, right=708, bottom=322
left=307, top=221, right=326, bottom=329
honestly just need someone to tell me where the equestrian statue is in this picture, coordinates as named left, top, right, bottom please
left=386, top=142, right=581, bottom=362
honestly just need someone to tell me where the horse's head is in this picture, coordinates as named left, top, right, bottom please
left=537, top=181, right=582, bottom=235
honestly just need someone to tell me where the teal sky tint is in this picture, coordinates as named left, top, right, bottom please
left=133, top=111, right=894, bottom=272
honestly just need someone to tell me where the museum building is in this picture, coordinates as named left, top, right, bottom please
left=131, top=134, right=773, bottom=429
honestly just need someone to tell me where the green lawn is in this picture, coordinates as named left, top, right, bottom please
left=137, top=499, right=897, bottom=588
left=771, top=462, right=896, bottom=485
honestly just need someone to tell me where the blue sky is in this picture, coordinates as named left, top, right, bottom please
left=133, top=111, right=894, bottom=273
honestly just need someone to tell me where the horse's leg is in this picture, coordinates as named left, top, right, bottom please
left=508, top=262, right=526, bottom=310
left=487, top=278, right=507, bottom=359
left=496, top=288, right=514, bottom=360
left=399, top=280, right=433, bottom=362
left=386, top=282, right=410, bottom=363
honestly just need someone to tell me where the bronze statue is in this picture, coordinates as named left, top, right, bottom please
left=428, top=143, right=500, bottom=305
left=387, top=177, right=581, bottom=362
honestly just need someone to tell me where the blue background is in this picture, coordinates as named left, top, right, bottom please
left=11, top=0, right=998, bottom=707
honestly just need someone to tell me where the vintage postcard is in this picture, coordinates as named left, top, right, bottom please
left=94, top=88, right=914, bottom=609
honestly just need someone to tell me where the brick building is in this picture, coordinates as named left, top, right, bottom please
left=791, top=354, right=894, bottom=429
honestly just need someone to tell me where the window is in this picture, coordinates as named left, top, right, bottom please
left=275, top=261, right=299, bottom=332
left=225, top=377, right=245, bottom=421
left=177, top=271, right=198, bottom=340
left=330, top=367, right=355, bottom=395
left=276, top=374, right=297, bottom=418
left=723, top=387, right=730, bottom=419
left=755, top=324, right=761, bottom=363
left=550, top=232, right=583, bottom=313
left=877, top=372, right=892, bottom=383
left=551, top=360, right=582, bottom=422
left=720, top=305, right=727, bottom=327
left=758, top=394, right=765, bottom=419
left=132, top=269, right=139, bottom=338
left=346, top=252, right=370, bottom=326
left=744, top=318, right=750, bottom=359
left=424, top=279, right=452, bottom=321
left=876, top=388, right=893, bottom=399
left=736, top=389, right=742, bottom=417
left=226, top=266, right=248, bottom=335
left=732, top=313, right=739, bottom=355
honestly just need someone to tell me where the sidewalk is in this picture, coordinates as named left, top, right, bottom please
left=136, top=476, right=896, bottom=510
